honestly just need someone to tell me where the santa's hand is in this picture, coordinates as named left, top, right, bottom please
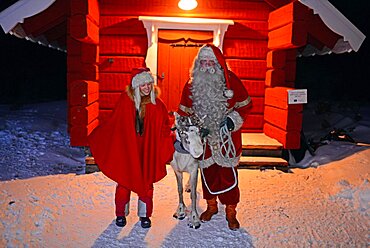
left=200, top=128, right=210, bottom=138
left=220, top=117, right=234, bottom=131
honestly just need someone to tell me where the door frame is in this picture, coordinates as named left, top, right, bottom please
left=139, top=16, right=233, bottom=83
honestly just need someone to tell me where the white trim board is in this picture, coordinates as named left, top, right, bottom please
left=139, top=16, right=233, bottom=83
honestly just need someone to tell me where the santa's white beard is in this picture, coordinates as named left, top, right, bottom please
left=191, top=68, right=228, bottom=144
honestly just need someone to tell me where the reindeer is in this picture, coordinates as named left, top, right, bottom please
left=170, top=112, right=204, bottom=229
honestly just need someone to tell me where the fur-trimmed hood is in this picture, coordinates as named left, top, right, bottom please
left=126, top=85, right=161, bottom=117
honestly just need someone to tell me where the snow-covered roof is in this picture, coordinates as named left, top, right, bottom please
left=298, top=0, right=366, bottom=56
left=0, top=0, right=64, bottom=51
left=0, top=0, right=56, bottom=33
left=0, top=0, right=365, bottom=56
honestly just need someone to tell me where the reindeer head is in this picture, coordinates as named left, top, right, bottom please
left=174, top=112, right=204, bottom=158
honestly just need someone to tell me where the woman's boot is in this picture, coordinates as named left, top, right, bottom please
left=200, top=197, right=218, bottom=222
left=225, top=204, right=240, bottom=230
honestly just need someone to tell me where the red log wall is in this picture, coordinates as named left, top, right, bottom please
left=67, top=0, right=100, bottom=146
left=97, top=0, right=273, bottom=133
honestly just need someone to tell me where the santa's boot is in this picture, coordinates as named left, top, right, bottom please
left=200, top=197, right=218, bottom=222
left=225, top=204, right=240, bottom=230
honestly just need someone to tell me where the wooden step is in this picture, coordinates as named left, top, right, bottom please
left=242, top=133, right=282, bottom=150
left=238, top=156, right=288, bottom=168
left=242, top=149, right=282, bottom=157
left=241, top=133, right=288, bottom=170
left=85, top=156, right=100, bottom=173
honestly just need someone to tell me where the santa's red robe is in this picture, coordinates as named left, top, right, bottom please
left=178, top=70, right=252, bottom=203
left=178, top=70, right=252, bottom=161
left=88, top=89, right=174, bottom=196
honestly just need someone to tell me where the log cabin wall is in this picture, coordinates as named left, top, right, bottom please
left=68, top=0, right=100, bottom=146
left=98, top=0, right=273, bottom=132
left=264, top=1, right=306, bottom=149
left=98, top=16, right=147, bottom=122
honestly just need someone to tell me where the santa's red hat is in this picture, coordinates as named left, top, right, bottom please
left=130, top=67, right=156, bottom=110
left=197, top=44, right=231, bottom=90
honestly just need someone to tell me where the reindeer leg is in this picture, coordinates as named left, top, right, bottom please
left=185, top=177, right=191, bottom=193
left=188, top=164, right=201, bottom=229
left=173, top=169, right=187, bottom=220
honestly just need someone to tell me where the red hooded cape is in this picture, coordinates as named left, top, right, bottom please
left=88, top=89, right=174, bottom=195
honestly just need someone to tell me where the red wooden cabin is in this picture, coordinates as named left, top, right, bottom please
left=0, top=0, right=365, bottom=151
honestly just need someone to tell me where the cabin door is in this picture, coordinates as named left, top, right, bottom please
left=157, top=29, right=213, bottom=114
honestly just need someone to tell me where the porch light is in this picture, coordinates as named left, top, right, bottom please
left=178, top=0, right=198, bottom=11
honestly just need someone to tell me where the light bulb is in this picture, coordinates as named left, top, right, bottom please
left=178, top=0, right=198, bottom=11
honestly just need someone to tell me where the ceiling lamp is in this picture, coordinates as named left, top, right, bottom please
left=178, top=0, right=198, bottom=11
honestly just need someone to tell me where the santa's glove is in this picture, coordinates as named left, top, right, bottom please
left=200, top=127, right=210, bottom=138
left=220, top=117, right=234, bottom=132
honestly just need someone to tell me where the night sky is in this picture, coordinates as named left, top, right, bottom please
left=0, top=30, right=67, bottom=104
left=0, top=0, right=368, bottom=104
left=295, top=1, right=369, bottom=102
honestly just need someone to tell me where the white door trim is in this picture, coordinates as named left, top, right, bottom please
left=139, top=16, right=233, bottom=83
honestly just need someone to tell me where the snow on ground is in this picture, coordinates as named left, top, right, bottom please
left=0, top=101, right=86, bottom=180
left=0, top=100, right=369, bottom=247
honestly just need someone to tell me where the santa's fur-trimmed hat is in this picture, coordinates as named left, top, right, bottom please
left=130, top=67, right=156, bottom=111
left=197, top=44, right=231, bottom=90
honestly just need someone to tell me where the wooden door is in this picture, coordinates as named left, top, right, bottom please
left=157, top=30, right=213, bottom=114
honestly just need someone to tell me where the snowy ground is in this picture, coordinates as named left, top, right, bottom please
left=0, top=100, right=369, bottom=247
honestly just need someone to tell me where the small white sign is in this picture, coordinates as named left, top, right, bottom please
left=288, top=89, right=307, bottom=104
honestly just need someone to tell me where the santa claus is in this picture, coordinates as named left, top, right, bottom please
left=177, top=44, right=252, bottom=230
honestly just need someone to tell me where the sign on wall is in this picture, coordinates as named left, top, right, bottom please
left=288, top=89, right=307, bottom=104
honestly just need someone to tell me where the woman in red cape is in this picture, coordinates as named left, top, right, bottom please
left=88, top=68, right=174, bottom=228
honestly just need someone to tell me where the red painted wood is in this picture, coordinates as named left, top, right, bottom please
left=285, top=60, right=296, bottom=82
left=264, top=105, right=302, bottom=131
left=81, top=43, right=99, bottom=64
left=242, top=114, right=264, bottom=130
left=264, top=0, right=291, bottom=9
left=100, top=17, right=147, bottom=35
left=100, top=35, right=148, bottom=55
left=250, top=97, right=265, bottom=114
left=99, top=92, right=121, bottom=109
left=263, top=123, right=300, bottom=149
left=67, top=56, right=84, bottom=73
left=242, top=80, right=265, bottom=97
left=70, top=102, right=99, bottom=126
left=67, top=73, right=80, bottom=85
left=100, top=0, right=271, bottom=20
left=38, top=20, right=66, bottom=42
left=227, top=59, right=267, bottom=80
left=70, top=119, right=99, bottom=146
left=70, top=0, right=100, bottom=25
left=99, top=73, right=131, bottom=91
left=307, top=13, right=341, bottom=49
left=268, top=1, right=309, bottom=31
left=265, top=68, right=285, bottom=87
left=223, top=39, right=268, bottom=59
left=67, top=38, right=81, bottom=56
left=268, top=21, right=307, bottom=49
left=70, top=15, right=99, bottom=44
left=81, top=65, right=99, bottom=81
left=157, top=29, right=213, bottom=113
left=225, top=21, right=268, bottom=40
left=266, top=50, right=286, bottom=69
left=285, top=48, right=297, bottom=61
left=244, top=129, right=263, bottom=133
left=22, top=0, right=67, bottom=37
left=67, top=65, right=99, bottom=82
left=265, top=87, right=303, bottom=111
left=70, top=81, right=99, bottom=106
left=285, top=81, right=295, bottom=88
left=99, top=56, right=145, bottom=73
